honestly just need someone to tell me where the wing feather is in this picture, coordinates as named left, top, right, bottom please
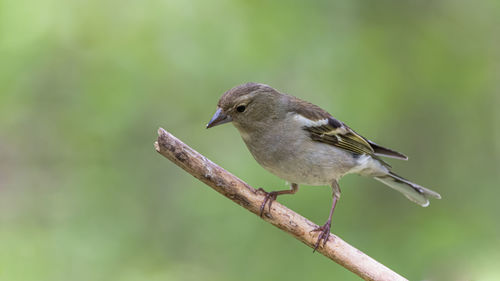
left=303, top=116, right=374, bottom=156
left=288, top=96, right=407, bottom=161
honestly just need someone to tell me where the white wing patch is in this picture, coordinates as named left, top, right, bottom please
left=292, top=114, right=328, bottom=127
left=294, top=113, right=349, bottom=135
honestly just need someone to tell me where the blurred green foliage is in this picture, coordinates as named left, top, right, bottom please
left=1, top=0, right=499, bottom=280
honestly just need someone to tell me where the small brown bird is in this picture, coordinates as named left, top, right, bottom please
left=207, top=82, right=441, bottom=251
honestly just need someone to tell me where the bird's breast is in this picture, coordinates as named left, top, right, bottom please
left=238, top=125, right=357, bottom=186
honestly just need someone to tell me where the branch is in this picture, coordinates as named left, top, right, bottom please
left=154, top=128, right=407, bottom=281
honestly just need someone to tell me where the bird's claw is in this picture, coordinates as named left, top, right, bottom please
left=310, top=221, right=332, bottom=252
left=257, top=188, right=278, bottom=217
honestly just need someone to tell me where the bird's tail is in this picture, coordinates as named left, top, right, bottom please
left=374, top=172, right=441, bottom=207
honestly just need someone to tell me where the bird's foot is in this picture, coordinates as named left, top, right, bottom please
left=310, top=220, right=332, bottom=252
left=256, top=188, right=278, bottom=217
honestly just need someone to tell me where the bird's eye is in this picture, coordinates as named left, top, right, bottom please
left=236, top=105, right=246, bottom=113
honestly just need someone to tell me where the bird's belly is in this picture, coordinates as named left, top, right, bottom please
left=261, top=160, right=338, bottom=186
left=246, top=138, right=357, bottom=186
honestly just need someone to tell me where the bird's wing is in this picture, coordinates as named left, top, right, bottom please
left=301, top=116, right=375, bottom=156
left=365, top=140, right=408, bottom=160
left=288, top=95, right=407, bottom=160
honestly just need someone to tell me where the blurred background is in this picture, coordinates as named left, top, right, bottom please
left=1, top=0, right=499, bottom=280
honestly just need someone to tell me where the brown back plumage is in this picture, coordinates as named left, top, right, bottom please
left=287, top=95, right=331, bottom=121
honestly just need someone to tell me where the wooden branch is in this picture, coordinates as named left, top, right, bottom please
left=154, top=128, right=407, bottom=281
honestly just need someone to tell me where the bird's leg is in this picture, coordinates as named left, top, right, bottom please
left=311, top=180, right=341, bottom=252
left=257, top=183, right=298, bottom=217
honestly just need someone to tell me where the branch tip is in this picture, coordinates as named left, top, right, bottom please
left=157, top=127, right=166, bottom=137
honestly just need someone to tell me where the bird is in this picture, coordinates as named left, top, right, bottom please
left=206, top=82, right=441, bottom=251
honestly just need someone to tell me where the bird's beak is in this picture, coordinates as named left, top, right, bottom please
left=206, top=107, right=232, bottom=128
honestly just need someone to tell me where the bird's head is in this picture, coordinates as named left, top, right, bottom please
left=206, top=82, right=286, bottom=131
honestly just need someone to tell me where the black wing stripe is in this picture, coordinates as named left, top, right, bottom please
left=303, top=119, right=374, bottom=157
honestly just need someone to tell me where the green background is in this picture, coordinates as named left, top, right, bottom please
left=1, top=0, right=499, bottom=280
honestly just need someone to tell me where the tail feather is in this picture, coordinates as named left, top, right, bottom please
left=374, top=172, right=441, bottom=207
